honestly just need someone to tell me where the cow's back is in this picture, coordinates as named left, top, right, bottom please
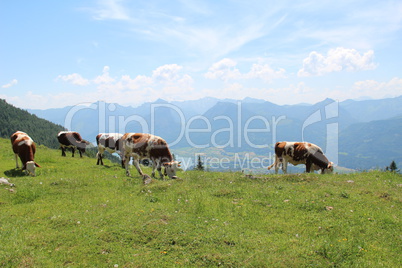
left=125, top=133, right=151, bottom=157
left=11, top=131, right=27, bottom=145
left=58, top=131, right=83, bottom=146
left=10, top=131, right=36, bottom=162
left=275, top=141, right=309, bottom=165
left=11, top=131, right=33, bottom=153
left=124, top=133, right=172, bottom=161
left=97, top=133, right=123, bottom=149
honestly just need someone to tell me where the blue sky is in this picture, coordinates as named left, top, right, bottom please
left=1, top=0, right=402, bottom=109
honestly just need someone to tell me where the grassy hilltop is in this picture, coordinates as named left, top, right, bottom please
left=0, top=138, right=401, bottom=267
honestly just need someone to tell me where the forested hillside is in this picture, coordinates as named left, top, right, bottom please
left=0, top=99, right=65, bottom=148
left=339, top=116, right=402, bottom=169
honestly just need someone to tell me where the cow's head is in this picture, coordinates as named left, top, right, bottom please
left=163, top=161, right=181, bottom=179
left=78, top=140, right=90, bottom=154
left=322, top=162, right=334, bottom=174
left=25, top=161, right=40, bottom=176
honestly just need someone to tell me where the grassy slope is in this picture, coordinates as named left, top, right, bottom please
left=0, top=138, right=401, bottom=267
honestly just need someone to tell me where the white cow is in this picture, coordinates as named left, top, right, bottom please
left=96, top=133, right=124, bottom=167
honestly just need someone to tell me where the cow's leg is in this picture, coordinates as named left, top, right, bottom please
left=150, top=159, right=163, bottom=179
left=132, top=158, right=144, bottom=177
left=118, top=149, right=125, bottom=168
left=274, top=157, right=280, bottom=174
left=78, top=148, right=83, bottom=158
left=305, top=161, right=312, bottom=173
left=156, top=160, right=164, bottom=179
left=157, top=165, right=164, bottom=179
left=151, top=160, right=156, bottom=178
left=282, top=160, right=288, bottom=174
left=61, top=146, right=66, bottom=157
left=71, top=147, right=75, bottom=157
left=275, top=162, right=280, bottom=174
left=14, top=154, right=19, bottom=168
left=96, top=148, right=101, bottom=165
left=119, top=153, right=125, bottom=168
left=275, top=157, right=282, bottom=174
left=124, top=154, right=131, bottom=176
left=96, top=152, right=103, bottom=165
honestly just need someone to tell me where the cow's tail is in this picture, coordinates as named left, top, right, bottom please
left=268, top=155, right=282, bottom=170
left=267, top=163, right=275, bottom=170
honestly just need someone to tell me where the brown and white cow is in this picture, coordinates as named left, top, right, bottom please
left=268, top=141, right=334, bottom=174
left=121, top=133, right=181, bottom=179
left=57, top=131, right=89, bottom=158
left=96, top=133, right=124, bottom=166
left=10, top=131, right=40, bottom=176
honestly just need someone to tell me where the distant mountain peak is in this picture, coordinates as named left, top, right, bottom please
left=154, top=98, right=169, bottom=104
left=242, top=97, right=266, bottom=103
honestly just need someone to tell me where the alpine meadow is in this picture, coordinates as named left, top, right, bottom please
left=0, top=137, right=401, bottom=267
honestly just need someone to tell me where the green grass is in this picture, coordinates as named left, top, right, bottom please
left=0, top=138, right=401, bottom=267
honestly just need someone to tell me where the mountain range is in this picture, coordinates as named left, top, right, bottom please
left=27, top=96, right=402, bottom=171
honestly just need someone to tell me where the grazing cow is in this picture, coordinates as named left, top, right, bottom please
left=96, top=133, right=124, bottom=166
left=10, top=131, right=40, bottom=176
left=268, top=141, right=334, bottom=174
left=122, top=133, right=181, bottom=179
left=57, top=131, right=89, bottom=157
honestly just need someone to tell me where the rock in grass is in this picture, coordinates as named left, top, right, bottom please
left=0, top=177, right=15, bottom=187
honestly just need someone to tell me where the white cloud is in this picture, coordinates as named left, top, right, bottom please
left=57, top=73, right=90, bottom=86
left=352, top=77, right=402, bottom=98
left=204, top=58, right=241, bottom=81
left=2, top=79, right=18, bottom=88
left=298, top=47, right=377, bottom=77
left=93, top=66, right=115, bottom=84
left=246, top=64, right=286, bottom=82
left=55, top=64, right=194, bottom=106
left=151, top=64, right=195, bottom=96
left=152, top=64, right=184, bottom=83
left=205, top=58, right=286, bottom=82
left=120, top=75, right=153, bottom=90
